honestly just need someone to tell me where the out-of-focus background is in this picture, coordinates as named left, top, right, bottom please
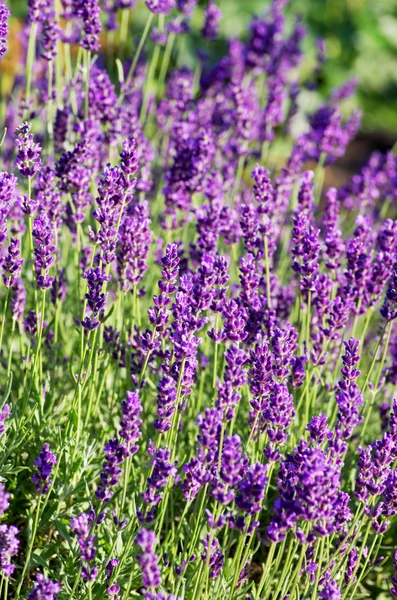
left=215, top=0, right=397, bottom=185
left=5, top=0, right=397, bottom=177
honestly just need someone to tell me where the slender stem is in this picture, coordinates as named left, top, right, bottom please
left=119, top=12, right=154, bottom=106
left=24, top=22, right=38, bottom=115
left=0, top=288, right=10, bottom=354
left=341, top=521, right=372, bottom=600
left=158, top=32, right=176, bottom=88
left=255, top=544, right=276, bottom=600
left=15, top=495, right=42, bottom=599
left=84, top=50, right=91, bottom=119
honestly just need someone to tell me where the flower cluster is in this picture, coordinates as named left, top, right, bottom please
left=0, top=0, right=397, bottom=598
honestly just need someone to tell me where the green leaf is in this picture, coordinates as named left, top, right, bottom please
left=31, top=552, right=49, bottom=569
left=1, top=372, right=13, bottom=404
left=115, top=58, right=125, bottom=84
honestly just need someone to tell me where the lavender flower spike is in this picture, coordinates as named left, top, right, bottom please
left=27, top=574, right=61, bottom=600
left=32, top=443, right=57, bottom=494
left=0, top=2, right=10, bottom=57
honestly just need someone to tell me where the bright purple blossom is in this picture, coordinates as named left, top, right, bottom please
left=0, top=524, right=19, bottom=577
left=0, top=2, right=9, bottom=56
left=201, top=1, right=221, bottom=41
left=32, top=443, right=57, bottom=494
left=136, top=529, right=162, bottom=590
left=27, top=574, right=61, bottom=600
left=15, top=122, right=42, bottom=179
left=71, top=511, right=98, bottom=581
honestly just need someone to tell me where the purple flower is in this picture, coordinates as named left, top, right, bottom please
left=163, top=129, right=215, bottom=226
left=117, top=201, right=152, bottom=290
left=212, top=435, right=248, bottom=504
left=71, top=512, right=98, bottom=580
left=142, top=446, right=177, bottom=511
left=262, top=382, right=295, bottom=461
left=0, top=524, right=19, bottom=577
left=41, top=11, right=61, bottom=60
left=0, top=405, right=11, bottom=439
left=24, top=310, right=37, bottom=338
left=235, top=462, right=268, bottom=515
left=201, top=1, right=221, bottom=41
left=381, top=265, right=397, bottom=321
left=27, top=0, right=48, bottom=23
left=216, top=345, right=247, bottom=421
left=0, top=172, right=18, bottom=245
left=120, top=138, right=140, bottom=176
left=15, top=122, right=42, bottom=179
left=2, top=238, right=24, bottom=288
left=96, top=438, right=126, bottom=502
left=75, top=0, right=102, bottom=51
left=267, top=440, right=350, bottom=542
left=50, top=269, right=67, bottom=305
left=27, top=574, right=61, bottom=600
left=82, top=267, right=110, bottom=331
left=0, top=483, right=10, bottom=517
left=0, top=3, right=10, bottom=57
left=391, top=550, right=397, bottom=598
left=200, top=534, right=224, bottom=579
left=319, top=580, right=341, bottom=600
left=32, top=443, right=57, bottom=494
left=136, top=529, right=162, bottom=589
left=331, top=338, right=363, bottom=449
left=146, top=0, right=175, bottom=14
left=32, top=214, right=56, bottom=289
left=119, top=390, right=143, bottom=456
left=154, top=375, right=177, bottom=433
left=323, top=187, right=344, bottom=270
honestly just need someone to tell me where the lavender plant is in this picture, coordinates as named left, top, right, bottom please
left=0, top=0, right=396, bottom=599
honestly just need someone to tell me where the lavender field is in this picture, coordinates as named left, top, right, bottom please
left=0, top=0, right=397, bottom=598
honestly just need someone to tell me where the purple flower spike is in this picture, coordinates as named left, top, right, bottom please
left=95, top=438, right=126, bottom=502
left=32, top=443, right=57, bottom=494
left=119, top=390, right=143, bottom=456
left=200, top=534, right=224, bottom=579
left=235, top=462, right=268, bottom=515
left=2, top=238, right=24, bottom=288
left=391, top=550, right=397, bottom=598
left=0, top=524, right=19, bottom=577
left=319, top=580, right=341, bottom=600
left=15, top=122, right=42, bottom=179
left=136, top=529, right=162, bottom=590
left=201, top=1, right=222, bottom=41
left=71, top=511, right=98, bottom=581
left=146, top=0, right=175, bottom=14
left=0, top=405, right=11, bottom=439
left=27, top=574, right=61, bottom=600
left=0, top=2, right=10, bottom=57
left=0, top=483, right=10, bottom=517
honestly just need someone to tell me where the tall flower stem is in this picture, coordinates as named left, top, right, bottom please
left=118, top=12, right=154, bottom=105
left=24, top=22, right=38, bottom=116
left=158, top=31, right=175, bottom=88
left=0, top=288, right=10, bottom=354
left=15, top=495, right=42, bottom=599
left=84, top=49, right=91, bottom=120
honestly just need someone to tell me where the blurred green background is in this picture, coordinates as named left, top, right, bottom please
left=217, top=0, right=397, bottom=137
left=7, top=0, right=397, bottom=138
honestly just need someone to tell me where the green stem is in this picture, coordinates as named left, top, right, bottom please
left=15, top=495, right=42, bottom=599
left=84, top=50, right=91, bottom=120
left=255, top=544, right=276, bottom=600
left=119, top=12, right=154, bottom=106
left=24, top=22, right=38, bottom=114
left=0, top=288, right=10, bottom=354
left=341, top=521, right=372, bottom=600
